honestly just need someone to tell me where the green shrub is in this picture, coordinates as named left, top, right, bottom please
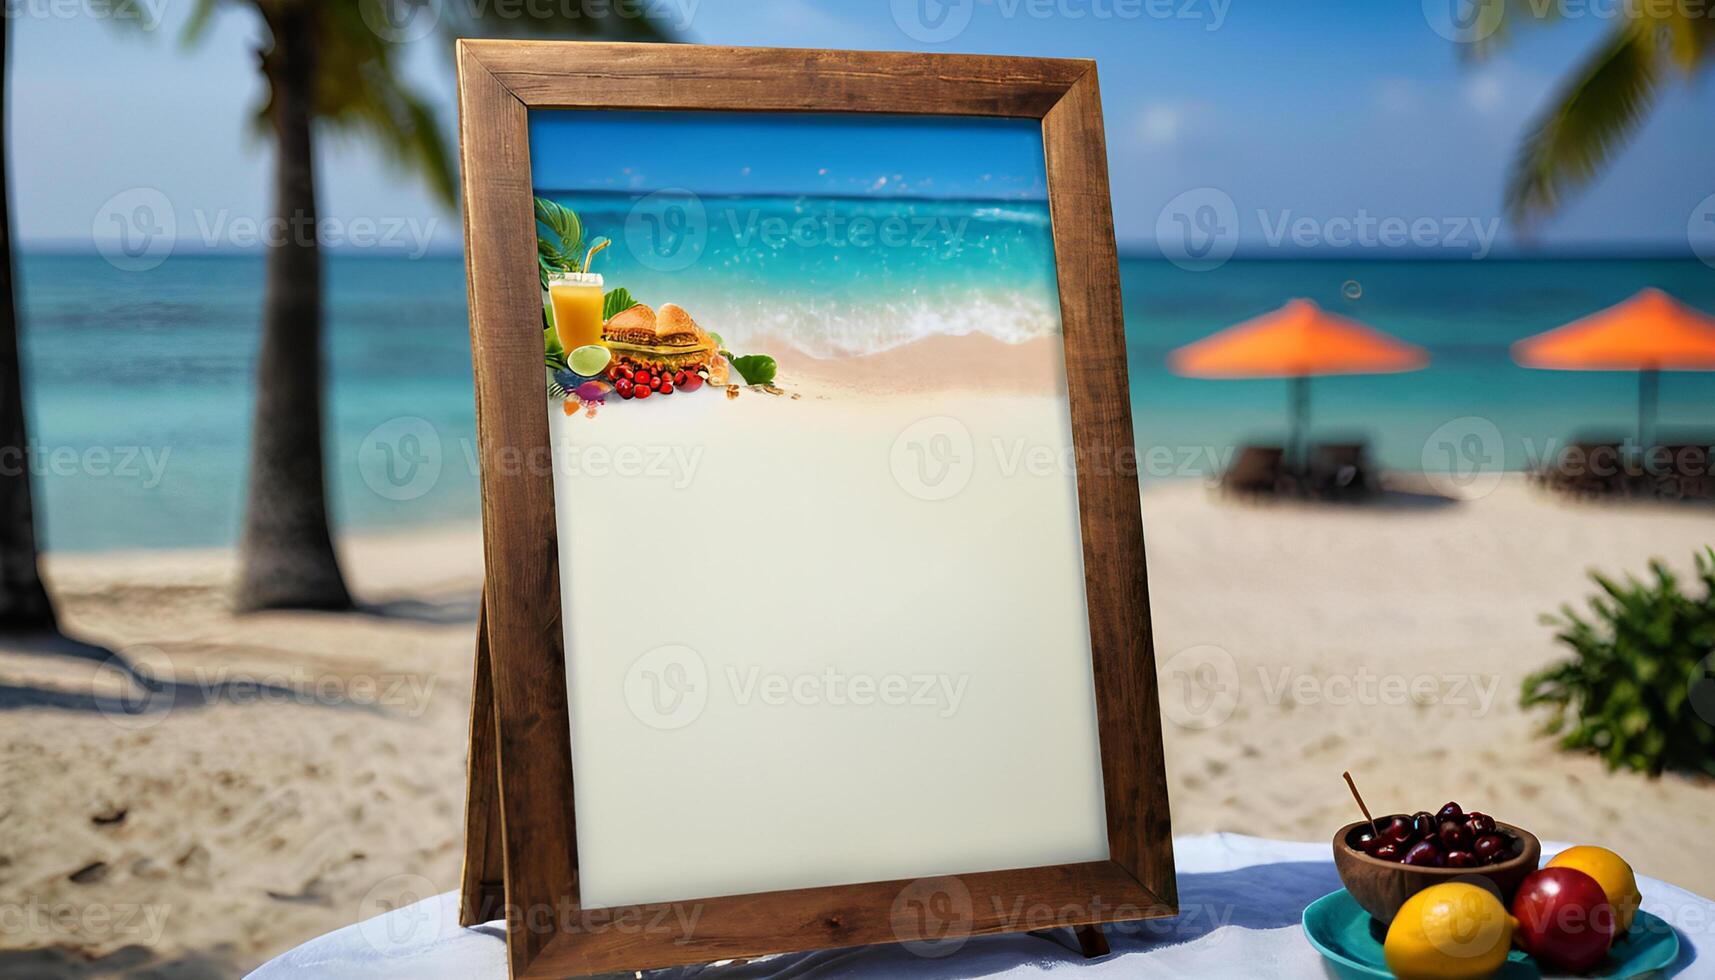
left=1520, top=548, right=1715, bottom=777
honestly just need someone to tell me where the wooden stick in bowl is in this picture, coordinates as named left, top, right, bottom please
left=1343, top=771, right=1381, bottom=837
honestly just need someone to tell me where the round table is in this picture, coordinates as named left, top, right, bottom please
left=248, top=834, right=1713, bottom=978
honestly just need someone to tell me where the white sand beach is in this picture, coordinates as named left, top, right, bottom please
left=2, top=336, right=1712, bottom=975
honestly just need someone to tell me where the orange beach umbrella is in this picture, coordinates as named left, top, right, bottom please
left=1169, top=298, right=1429, bottom=466
left=1511, top=288, right=1715, bottom=445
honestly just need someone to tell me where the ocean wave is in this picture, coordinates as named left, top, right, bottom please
left=679, top=287, right=1061, bottom=358
left=969, top=205, right=1052, bottom=226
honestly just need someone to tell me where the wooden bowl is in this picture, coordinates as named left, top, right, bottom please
left=1332, top=817, right=1541, bottom=925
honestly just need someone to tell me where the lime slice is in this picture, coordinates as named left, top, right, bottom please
left=568, top=344, right=611, bottom=377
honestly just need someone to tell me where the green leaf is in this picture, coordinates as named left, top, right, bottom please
left=602, top=287, right=636, bottom=322
left=534, top=197, right=585, bottom=273
left=1519, top=548, right=1715, bottom=778
left=729, top=354, right=778, bottom=386
left=1505, top=25, right=1662, bottom=224
left=545, top=325, right=568, bottom=370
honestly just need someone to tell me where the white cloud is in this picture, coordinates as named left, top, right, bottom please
left=1373, top=78, right=1421, bottom=115
left=1138, top=100, right=1219, bottom=150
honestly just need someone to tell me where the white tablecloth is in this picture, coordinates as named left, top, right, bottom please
left=248, top=834, right=1713, bottom=978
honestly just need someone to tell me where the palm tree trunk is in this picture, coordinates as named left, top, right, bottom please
left=235, top=3, right=350, bottom=611
left=0, top=14, right=55, bottom=631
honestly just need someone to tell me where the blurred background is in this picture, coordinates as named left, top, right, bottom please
left=2, top=2, right=1713, bottom=977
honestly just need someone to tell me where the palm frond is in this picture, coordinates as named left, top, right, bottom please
left=1457, top=0, right=1568, bottom=62
left=179, top=0, right=220, bottom=46
left=1505, top=24, right=1661, bottom=226
left=534, top=197, right=585, bottom=273
left=307, top=4, right=457, bottom=207
left=448, top=0, right=676, bottom=42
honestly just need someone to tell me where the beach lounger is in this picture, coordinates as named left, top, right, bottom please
left=1221, top=445, right=1285, bottom=496
left=1308, top=442, right=1373, bottom=499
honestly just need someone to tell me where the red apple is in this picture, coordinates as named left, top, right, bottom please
left=1511, top=867, right=1615, bottom=973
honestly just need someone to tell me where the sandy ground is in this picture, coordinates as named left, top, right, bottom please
left=0, top=531, right=484, bottom=977
left=1, top=344, right=1711, bottom=975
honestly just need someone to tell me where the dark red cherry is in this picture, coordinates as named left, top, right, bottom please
left=1473, top=834, right=1507, bottom=863
left=1372, top=842, right=1403, bottom=862
left=1464, top=812, right=1496, bottom=835
left=1382, top=816, right=1414, bottom=843
left=1438, top=820, right=1473, bottom=852
left=1445, top=850, right=1478, bottom=868
left=1436, top=801, right=1464, bottom=823
left=1411, top=811, right=1439, bottom=840
left=1403, top=839, right=1444, bottom=867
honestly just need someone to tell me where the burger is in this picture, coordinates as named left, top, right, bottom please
left=602, top=303, right=718, bottom=373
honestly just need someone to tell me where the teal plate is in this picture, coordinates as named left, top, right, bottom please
left=1302, top=888, right=1681, bottom=979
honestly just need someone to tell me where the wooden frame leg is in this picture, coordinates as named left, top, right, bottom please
left=1074, top=924, right=1110, bottom=958
left=460, top=591, right=507, bottom=927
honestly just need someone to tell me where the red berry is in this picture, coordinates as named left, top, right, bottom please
left=673, top=370, right=687, bottom=386
left=660, top=381, right=674, bottom=395
left=680, top=373, right=703, bottom=392
left=650, top=376, right=662, bottom=390
left=634, top=384, right=652, bottom=399
left=618, top=366, right=634, bottom=381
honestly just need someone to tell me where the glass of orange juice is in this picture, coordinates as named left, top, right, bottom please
left=548, top=271, right=604, bottom=352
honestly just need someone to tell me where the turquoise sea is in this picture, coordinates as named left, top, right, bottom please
left=17, top=204, right=1715, bottom=551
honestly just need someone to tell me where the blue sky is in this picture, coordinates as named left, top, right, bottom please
left=529, top=111, right=1048, bottom=199
left=10, top=0, right=1714, bottom=254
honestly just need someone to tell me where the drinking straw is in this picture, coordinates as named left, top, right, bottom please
left=583, top=239, right=611, bottom=273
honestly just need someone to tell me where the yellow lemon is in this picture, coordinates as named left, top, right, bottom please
left=1549, top=845, right=1641, bottom=934
left=1384, top=882, right=1516, bottom=980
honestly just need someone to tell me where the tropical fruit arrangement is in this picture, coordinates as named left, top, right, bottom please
left=1332, top=773, right=1647, bottom=980
left=535, top=197, right=777, bottom=418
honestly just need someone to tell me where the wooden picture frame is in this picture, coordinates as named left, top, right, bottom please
left=454, top=40, right=1174, bottom=979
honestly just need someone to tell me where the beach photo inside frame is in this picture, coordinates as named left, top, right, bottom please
left=457, top=41, right=1172, bottom=976
left=538, top=110, right=1109, bottom=908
